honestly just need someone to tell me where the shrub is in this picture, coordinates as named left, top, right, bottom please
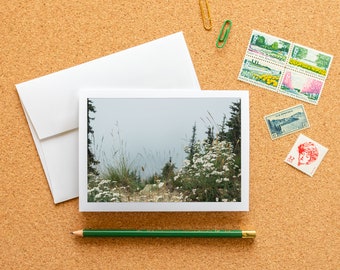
left=87, top=174, right=121, bottom=202
left=173, top=140, right=241, bottom=202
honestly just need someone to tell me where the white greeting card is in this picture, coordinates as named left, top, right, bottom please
left=79, top=89, right=249, bottom=212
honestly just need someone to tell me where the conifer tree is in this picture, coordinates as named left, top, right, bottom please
left=87, top=99, right=99, bottom=175
left=217, top=115, right=227, bottom=142
left=225, top=100, right=241, bottom=156
left=205, top=126, right=214, bottom=145
left=162, top=156, right=175, bottom=177
left=186, top=123, right=197, bottom=164
left=162, top=157, right=176, bottom=191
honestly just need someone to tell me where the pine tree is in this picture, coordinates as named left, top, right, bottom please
left=205, top=126, right=214, bottom=145
left=87, top=99, right=99, bottom=175
left=217, top=115, right=227, bottom=142
left=186, top=123, right=198, bottom=164
left=225, top=100, right=241, bottom=156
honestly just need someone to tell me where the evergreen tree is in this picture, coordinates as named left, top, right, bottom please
left=87, top=99, right=99, bottom=175
left=217, top=115, right=227, bottom=142
left=186, top=123, right=198, bottom=164
left=205, top=126, right=214, bottom=145
left=162, top=157, right=176, bottom=191
left=225, top=100, right=241, bottom=156
left=162, top=157, right=176, bottom=180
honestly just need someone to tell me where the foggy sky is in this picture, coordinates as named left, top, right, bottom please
left=90, top=97, right=238, bottom=178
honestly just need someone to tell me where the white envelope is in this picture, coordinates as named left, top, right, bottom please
left=16, top=32, right=201, bottom=203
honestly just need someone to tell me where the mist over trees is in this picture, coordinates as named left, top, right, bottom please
left=171, top=100, right=241, bottom=202
left=87, top=99, right=242, bottom=203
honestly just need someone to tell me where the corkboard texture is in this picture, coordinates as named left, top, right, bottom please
left=1, top=1, right=339, bottom=269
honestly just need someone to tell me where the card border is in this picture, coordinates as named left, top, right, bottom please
left=79, top=89, right=249, bottom=212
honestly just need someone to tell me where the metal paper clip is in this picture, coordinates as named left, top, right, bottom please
left=199, top=0, right=212, bottom=30
left=216, top=20, right=232, bottom=48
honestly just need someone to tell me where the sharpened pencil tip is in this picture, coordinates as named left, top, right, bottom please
left=71, top=230, right=83, bottom=237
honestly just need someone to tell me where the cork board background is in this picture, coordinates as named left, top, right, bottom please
left=1, top=0, right=339, bottom=269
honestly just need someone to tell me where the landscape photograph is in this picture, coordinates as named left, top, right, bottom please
left=86, top=97, right=242, bottom=204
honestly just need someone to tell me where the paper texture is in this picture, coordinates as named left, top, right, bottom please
left=16, top=32, right=201, bottom=203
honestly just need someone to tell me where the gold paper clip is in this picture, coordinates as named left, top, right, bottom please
left=216, top=20, right=232, bottom=48
left=199, top=0, right=212, bottom=30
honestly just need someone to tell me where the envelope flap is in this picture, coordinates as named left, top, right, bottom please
left=17, top=86, right=78, bottom=139
left=16, top=32, right=200, bottom=140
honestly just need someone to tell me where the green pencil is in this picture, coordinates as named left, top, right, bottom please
left=71, top=229, right=256, bottom=238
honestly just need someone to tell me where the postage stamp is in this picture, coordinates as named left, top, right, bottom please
left=264, top=104, right=310, bottom=140
left=279, top=70, right=324, bottom=105
left=284, top=134, right=328, bottom=177
left=238, top=56, right=283, bottom=91
left=246, top=30, right=292, bottom=64
left=238, top=30, right=333, bottom=105
left=288, top=44, right=333, bottom=78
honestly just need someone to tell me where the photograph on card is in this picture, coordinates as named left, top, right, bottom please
left=78, top=89, right=250, bottom=212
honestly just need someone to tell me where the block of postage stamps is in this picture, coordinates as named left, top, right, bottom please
left=264, top=104, right=310, bottom=140
left=238, top=30, right=333, bottom=105
left=284, top=134, right=328, bottom=177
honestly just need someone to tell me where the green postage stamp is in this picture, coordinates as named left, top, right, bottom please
left=264, top=104, right=310, bottom=140
left=238, top=30, right=333, bottom=105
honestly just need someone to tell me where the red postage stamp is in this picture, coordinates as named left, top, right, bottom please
left=284, top=134, right=328, bottom=177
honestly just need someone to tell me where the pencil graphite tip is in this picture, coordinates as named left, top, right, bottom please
left=71, top=230, right=83, bottom=237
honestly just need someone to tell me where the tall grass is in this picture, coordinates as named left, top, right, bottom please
left=101, top=155, right=143, bottom=192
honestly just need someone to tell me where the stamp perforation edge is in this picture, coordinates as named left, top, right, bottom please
left=264, top=104, right=310, bottom=140
left=238, top=30, right=333, bottom=105
left=246, top=30, right=333, bottom=79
